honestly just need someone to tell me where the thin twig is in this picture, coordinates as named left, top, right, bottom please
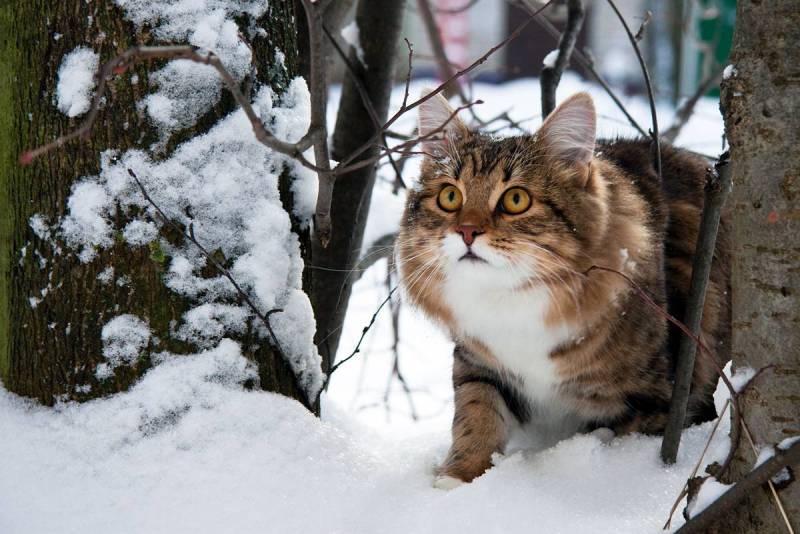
left=328, top=286, right=398, bottom=377
left=675, top=439, right=800, bottom=534
left=384, top=262, right=418, bottom=421
left=605, top=0, right=662, bottom=180
left=540, top=0, right=585, bottom=117
left=661, top=153, right=732, bottom=464
left=663, top=399, right=730, bottom=530
left=584, top=265, right=736, bottom=400
left=126, top=169, right=311, bottom=409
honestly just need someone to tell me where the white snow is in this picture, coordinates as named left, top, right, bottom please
left=685, top=477, right=731, bottom=519
left=543, top=48, right=559, bottom=68
left=722, top=64, right=737, bottom=80
left=56, top=46, right=99, bottom=117
left=60, top=179, right=114, bottom=262
left=100, top=314, right=152, bottom=373
left=341, top=21, right=366, bottom=66
left=28, top=214, right=52, bottom=240
left=122, top=219, right=158, bottom=246
left=0, top=366, right=732, bottom=534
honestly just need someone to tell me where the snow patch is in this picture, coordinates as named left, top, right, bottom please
left=122, top=219, right=158, bottom=246
left=60, top=180, right=114, bottom=263
left=341, top=21, right=366, bottom=66
left=543, top=49, right=559, bottom=68
left=56, top=46, right=99, bottom=117
left=686, top=477, right=731, bottom=518
left=722, top=64, right=737, bottom=80
left=116, top=0, right=264, bottom=136
left=100, top=314, right=152, bottom=372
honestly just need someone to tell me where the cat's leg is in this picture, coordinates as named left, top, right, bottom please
left=436, top=347, right=517, bottom=487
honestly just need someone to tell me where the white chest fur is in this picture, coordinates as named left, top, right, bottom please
left=442, top=270, right=572, bottom=405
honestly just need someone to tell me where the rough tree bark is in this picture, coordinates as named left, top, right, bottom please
left=0, top=1, right=308, bottom=406
left=312, top=0, right=406, bottom=372
left=715, top=1, right=800, bottom=531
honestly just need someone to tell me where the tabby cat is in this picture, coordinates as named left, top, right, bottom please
left=396, top=92, right=729, bottom=488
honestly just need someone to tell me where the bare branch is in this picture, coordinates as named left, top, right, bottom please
left=126, top=169, right=311, bottom=409
left=661, top=153, right=732, bottom=464
left=675, top=439, right=800, bottom=534
left=299, top=0, right=335, bottom=246
left=604, top=0, right=662, bottom=180
left=540, top=0, right=585, bottom=117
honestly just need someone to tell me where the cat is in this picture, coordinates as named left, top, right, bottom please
left=396, top=91, right=730, bottom=488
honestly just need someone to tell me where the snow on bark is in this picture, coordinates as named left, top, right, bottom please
left=98, top=314, right=152, bottom=378
left=55, top=47, right=99, bottom=117
left=57, top=81, right=323, bottom=398
left=32, top=0, right=324, bottom=400
left=115, top=0, right=266, bottom=136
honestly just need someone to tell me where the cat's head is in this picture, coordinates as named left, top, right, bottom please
left=398, top=91, right=611, bottom=303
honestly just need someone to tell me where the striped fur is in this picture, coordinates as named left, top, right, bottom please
left=397, top=93, right=730, bottom=484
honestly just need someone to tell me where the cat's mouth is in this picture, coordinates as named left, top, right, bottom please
left=459, top=250, right=487, bottom=263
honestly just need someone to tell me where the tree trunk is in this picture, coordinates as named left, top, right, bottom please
left=0, top=1, right=309, bottom=406
left=716, top=1, right=800, bottom=531
left=312, top=0, right=406, bottom=371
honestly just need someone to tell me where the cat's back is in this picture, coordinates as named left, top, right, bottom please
left=598, top=139, right=731, bottom=418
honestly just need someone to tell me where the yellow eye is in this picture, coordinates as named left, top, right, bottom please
left=437, top=185, right=463, bottom=212
left=501, top=188, right=531, bottom=214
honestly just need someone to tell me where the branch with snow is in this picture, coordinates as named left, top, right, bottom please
left=676, top=439, right=800, bottom=534
left=539, top=0, right=584, bottom=117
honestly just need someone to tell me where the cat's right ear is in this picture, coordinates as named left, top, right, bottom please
left=537, top=92, right=596, bottom=166
left=418, top=89, right=469, bottom=158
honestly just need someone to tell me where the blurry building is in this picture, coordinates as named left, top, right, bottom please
left=397, top=0, right=735, bottom=100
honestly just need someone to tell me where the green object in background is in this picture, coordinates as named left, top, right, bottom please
left=696, top=0, right=736, bottom=96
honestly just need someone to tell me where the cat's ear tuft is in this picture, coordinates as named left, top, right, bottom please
left=537, top=92, right=596, bottom=165
left=418, top=89, right=469, bottom=157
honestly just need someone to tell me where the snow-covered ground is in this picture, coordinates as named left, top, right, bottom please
left=1, top=77, right=729, bottom=533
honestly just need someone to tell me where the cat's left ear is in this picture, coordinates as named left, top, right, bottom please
left=537, top=92, right=596, bottom=166
left=418, top=89, right=470, bottom=157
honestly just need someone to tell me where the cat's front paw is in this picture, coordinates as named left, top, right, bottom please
left=433, top=475, right=465, bottom=491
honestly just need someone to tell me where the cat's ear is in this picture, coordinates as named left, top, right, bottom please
left=418, top=89, right=469, bottom=157
left=537, top=92, right=596, bottom=165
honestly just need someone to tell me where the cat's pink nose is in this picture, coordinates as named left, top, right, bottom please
left=455, top=224, right=484, bottom=246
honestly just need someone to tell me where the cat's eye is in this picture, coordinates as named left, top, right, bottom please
left=437, top=185, right=463, bottom=212
left=501, top=187, right=531, bottom=214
